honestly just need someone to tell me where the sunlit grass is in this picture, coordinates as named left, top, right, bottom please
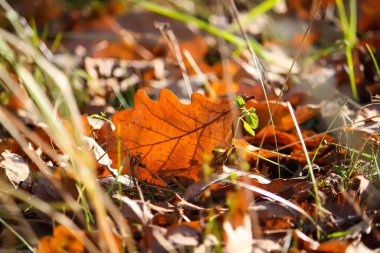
left=0, top=2, right=136, bottom=251
left=128, top=0, right=270, bottom=60
left=366, top=44, right=380, bottom=79
left=229, top=0, right=283, bottom=32
left=336, top=0, right=358, bottom=101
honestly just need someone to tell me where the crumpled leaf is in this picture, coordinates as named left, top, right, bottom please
left=113, top=194, right=152, bottom=226
left=235, top=127, right=334, bottom=164
left=102, top=89, right=233, bottom=185
left=0, top=150, right=30, bottom=188
left=81, top=135, right=131, bottom=183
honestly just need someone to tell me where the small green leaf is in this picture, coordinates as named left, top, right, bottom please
left=234, top=96, right=246, bottom=109
left=243, top=121, right=256, bottom=136
left=243, top=108, right=259, bottom=130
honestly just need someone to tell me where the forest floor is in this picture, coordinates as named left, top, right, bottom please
left=0, top=0, right=380, bottom=252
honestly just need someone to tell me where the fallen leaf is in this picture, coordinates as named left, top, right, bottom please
left=245, top=100, right=320, bottom=132
left=347, top=174, right=380, bottom=211
left=139, top=226, right=170, bottom=253
left=113, top=194, right=152, bottom=226
left=247, top=127, right=302, bottom=151
left=81, top=135, right=119, bottom=178
left=235, top=127, right=335, bottom=165
left=209, top=81, right=239, bottom=98
left=102, top=89, right=233, bottom=185
left=0, top=150, right=30, bottom=188
left=37, top=224, right=123, bottom=253
left=152, top=212, right=181, bottom=228
left=346, top=241, right=374, bottom=253
left=235, top=136, right=282, bottom=155
left=251, top=201, right=298, bottom=229
left=292, top=229, right=321, bottom=251
left=301, top=129, right=335, bottom=148
left=186, top=172, right=306, bottom=207
left=166, top=222, right=202, bottom=248
left=37, top=225, right=85, bottom=253
left=32, top=169, right=79, bottom=216
left=251, top=238, right=283, bottom=253
left=292, top=229, right=361, bottom=253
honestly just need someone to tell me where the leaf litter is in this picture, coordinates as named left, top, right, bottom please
left=0, top=0, right=380, bottom=252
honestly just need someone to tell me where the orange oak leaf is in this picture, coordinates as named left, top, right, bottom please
left=103, top=89, right=233, bottom=185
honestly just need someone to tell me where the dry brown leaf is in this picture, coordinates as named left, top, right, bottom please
left=113, top=194, right=152, bottom=225
left=0, top=150, right=30, bottom=188
left=292, top=229, right=359, bottom=252
left=102, top=89, right=233, bottom=185
left=251, top=202, right=298, bottom=230
left=166, top=222, right=202, bottom=248
left=235, top=126, right=335, bottom=164
left=185, top=172, right=306, bottom=207
left=234, top=137, right=290, bottom=162
left=347, top=174, right=380, bottom=211
left=248, top=127, right=302, bottom=150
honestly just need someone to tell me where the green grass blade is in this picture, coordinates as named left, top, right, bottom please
left=348, top=0, right=357, bottom=45
left=345, top=45, right=358, bottom=101
left=336, top=0, right=358, bottom=101
left=366, top=44, right=380, bottom=78
left=0, top=217, right=34, bottom=252
left=129, top=0, right=269, bottom=60
left=230, top=0, right=283, bottom=31
left=336, top=0, right=349, bottom=38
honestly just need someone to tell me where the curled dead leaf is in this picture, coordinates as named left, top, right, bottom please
left=113, top=194, right=152, bottom=226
